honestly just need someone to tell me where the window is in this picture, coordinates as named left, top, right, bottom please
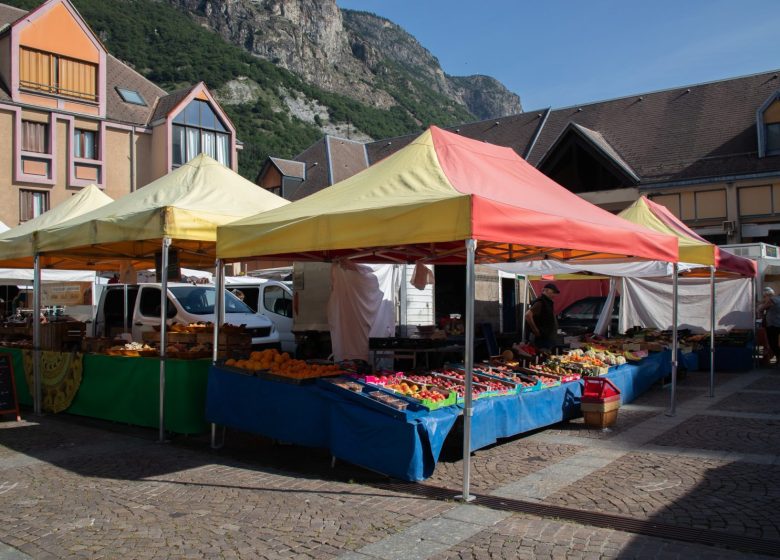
left=172, top=99, right=230, bottom=167
left=19, top=46, right=97, bottom=102
left=138, top=288, right=175, bottom=318
left=21, top=120, right=48, bottom=153
left=116, top=87, right=146, bottom=106
left=263, top=285, right=292, bottom=317
left=74, top=129, right=97, bottom=159
left=19, top=190, right=49, bottom=221
left=768, top=123, right=780, bottom=155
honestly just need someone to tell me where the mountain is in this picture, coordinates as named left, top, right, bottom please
left=3, top=0, right=522, bottom=180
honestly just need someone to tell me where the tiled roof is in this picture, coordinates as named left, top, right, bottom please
left=0, top=4, right=24, bottom=27
left=326, top=136, right=368, bottom=184
left=105, top=54, right=166, bottom=126
left=269, top=157, right=305, bottom=179
left=287, top=139, right=330, bottom=201
left=526, top=70, right=780, bottom=185
left=149, top=84, right=196, bottom=124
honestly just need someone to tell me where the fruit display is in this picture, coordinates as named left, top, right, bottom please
left=382, top=379, right=455, bottom=410
left=225, top=348, right=344, bottom=381
left=367, top=390, right=409, bottom=410
left=106, top=342, right=157, bottom=357
left=529, top=373, right=561, bottom=388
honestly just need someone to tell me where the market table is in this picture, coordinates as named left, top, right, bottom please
left=205, top=350, right=677, bottom=481
left=0, top=348, right=209, bottom=434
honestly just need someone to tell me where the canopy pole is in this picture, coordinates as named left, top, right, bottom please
left=709, top=266, right=715, bottom=398
left=123, top=283, right=129, bottom=333
left=520, top=276, right=528, bottom=342
left=211, top=259, right=225, bottom=449
left=667, top=263, right=679, bottom=416
left=158, top=237, right=171, bottom=443
left=33, top=253, right=42, bottom=416
left=459, top=239, right=476, bottom=502
left=400, top=264, right=408, bottom=337
left=212, top=259, right=224, bottom=365
left=752, top=276, right=757, bottom=369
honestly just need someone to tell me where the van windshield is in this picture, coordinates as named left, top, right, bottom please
left=169, top=286, right=253, bottom=315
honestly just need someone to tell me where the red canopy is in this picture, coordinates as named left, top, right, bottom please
left=217, top=126, right=679, bottom=265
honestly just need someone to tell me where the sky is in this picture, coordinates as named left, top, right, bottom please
left=336, top=0, right=780, bottom=111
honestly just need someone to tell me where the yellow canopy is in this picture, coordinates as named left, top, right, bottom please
left=35, top=155, right=289, bottom=268
left=0, top=184, right=113, bottom=268
left=217, top=127, right=678, bottom=264
left=618, top=197, right=755, bottom=276
left=618, top=197, right=713, bottom=265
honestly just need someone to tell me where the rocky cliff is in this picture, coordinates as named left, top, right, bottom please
left=166, top=0, right=522, bottom=120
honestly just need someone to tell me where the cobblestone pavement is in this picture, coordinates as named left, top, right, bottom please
left=710, top=391, right=780, bottom=414
left=1, top=366, right=779, bottom=559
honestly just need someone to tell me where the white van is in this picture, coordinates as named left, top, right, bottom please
left=224, top=278, right=295, bottom=353
left=94, top=283, right=279, bottom=348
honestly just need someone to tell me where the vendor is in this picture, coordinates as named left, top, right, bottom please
left=759, top=286, right=780, bottom=365
left=525, top=282, right=559, bottom=350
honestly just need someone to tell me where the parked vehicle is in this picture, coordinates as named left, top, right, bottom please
left=556, top=296, right=620, bottom=336
left=225, top=278, right=295, bottom=353
left=94, top=283, right=279, bottom=348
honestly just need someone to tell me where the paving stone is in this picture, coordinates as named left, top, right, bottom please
left=710, top=391, right=780, bottom=415
left=651, top=414, right=780, bottom=455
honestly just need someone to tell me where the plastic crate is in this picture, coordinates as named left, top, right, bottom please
left=582, top=377, right=621, bottom=400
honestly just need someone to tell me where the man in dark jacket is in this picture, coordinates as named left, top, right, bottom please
left=525, top=283, right=560, bottom=350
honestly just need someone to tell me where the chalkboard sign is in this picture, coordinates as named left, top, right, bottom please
left=0, top=354, right=20, bottom=421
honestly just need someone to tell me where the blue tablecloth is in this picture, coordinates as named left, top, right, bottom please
left=697, top=345, right=753, bottom=371
left=206, top=352, right=675, bottom=481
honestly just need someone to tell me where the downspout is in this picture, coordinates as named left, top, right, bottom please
left=523, top=107, right=551, bottom=161
left=130, top=126, right=136, bottom=192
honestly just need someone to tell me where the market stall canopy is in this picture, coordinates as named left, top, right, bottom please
left=0, top=268, right=97, bottom=284
left=35, top=155, right=289, bottom=268
left=618, top=197, right=756, bottom=277
left=217, top=127, right=678, bottom=264
left=0, top=221, right=8, bottom=233
left=0, top=184, right=113, bottom=269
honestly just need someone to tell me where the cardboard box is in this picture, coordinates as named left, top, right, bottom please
left=583, top=409, right=619, bottom=428
left=581, top=398, right=621, bottom=413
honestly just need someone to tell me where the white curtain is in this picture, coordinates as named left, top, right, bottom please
left=620, top=276, right=752, bottom=333
left=327, top=263, right=399, bottom=362
left=202, top=131, right=216, bottom=159
left=185, top=128, right=200, bottom=162
left=216, top=134, right=229, bottom=166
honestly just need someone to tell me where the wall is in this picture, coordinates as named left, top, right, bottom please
left=103, top=127, right=131, bottom=199
left=149, top=125, right=168, bottom=183
left=0, top=109, right=14, bottom=227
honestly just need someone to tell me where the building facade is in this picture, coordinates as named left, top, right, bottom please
left=0, top=0, right=238, bottom=228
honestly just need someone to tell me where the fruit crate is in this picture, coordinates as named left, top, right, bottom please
left=514, top=374, right=544, bottom=393
left=384, top=378, right=457, bottom=411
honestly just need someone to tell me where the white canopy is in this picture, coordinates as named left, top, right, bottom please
left=0, top=268, right=97, bottom=284
left=490, top=259, right=694, bottom=277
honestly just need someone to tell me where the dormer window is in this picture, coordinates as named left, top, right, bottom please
left=757, top=91, right=780, bottom=157
left=19, top=46, right=97, bottom=102
left=172, top=99, right=230, bottom=167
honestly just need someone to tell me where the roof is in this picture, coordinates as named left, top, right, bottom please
left=105, top=54, right=166, bottom=126
left=149, top=84, right=196, bottom=124
left=283, top=70, right=780, bottom=196
left=326, top=136, right=369, bottom=184
left=269, top=157, right=305, bottom=180
left=286, top=138, right=331, bottom=201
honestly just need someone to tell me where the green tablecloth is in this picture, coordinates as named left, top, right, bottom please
left=0, top=348, right=208, bottom=434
